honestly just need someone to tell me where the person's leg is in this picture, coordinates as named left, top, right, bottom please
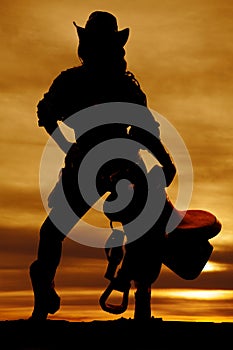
left=29, top=189, right=95, bottom=320
left=133, top=237, right=164, bottom=319
left=120, top=227, right=164, bottom=320
left=134, top=281, right=152, bottom=320
left=29, top=215, right=65, bottom=320
left=133, top=243, right=163, bottom=320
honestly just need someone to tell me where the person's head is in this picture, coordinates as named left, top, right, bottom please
left=73, top=11, right=129, bottom=73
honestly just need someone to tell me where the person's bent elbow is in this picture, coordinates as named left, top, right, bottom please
left=164, top=163, right=176, bottom=187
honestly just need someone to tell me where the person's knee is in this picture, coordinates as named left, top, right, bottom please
left=29, top=260, right=40, bottom=278
left=40, top=217, right=65, bottom=242
left=134, top=281, right=151, bottom=291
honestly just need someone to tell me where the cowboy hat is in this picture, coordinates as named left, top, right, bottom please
left=73, top=11, right=129, bottom=47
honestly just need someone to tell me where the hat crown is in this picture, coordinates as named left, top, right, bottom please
left=85, top=11, right=118, bottom=33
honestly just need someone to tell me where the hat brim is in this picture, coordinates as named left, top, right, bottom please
left=73, top=21, right=129, bottom=46
left=117, top=28, right=129, bottom=46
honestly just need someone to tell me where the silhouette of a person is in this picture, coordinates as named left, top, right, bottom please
left=29, top=11, right=176, bottom=320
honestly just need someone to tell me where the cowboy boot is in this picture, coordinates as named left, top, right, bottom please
left=29, top=260, right=60, bottom=320
left=134, top=283, right=151, bottom=320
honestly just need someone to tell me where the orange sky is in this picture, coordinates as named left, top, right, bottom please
left=0, top=0, right=233, bottom=322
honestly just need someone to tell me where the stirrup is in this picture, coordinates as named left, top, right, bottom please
left=99, top=279, right=130, bottom=314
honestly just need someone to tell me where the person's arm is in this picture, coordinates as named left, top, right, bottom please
left=37, top=71, right=74, bottom=154
left=151, top=138, right=176, bottom=187
left=129, top=125, right=176, bottom=187
left=43, top=121, right=73, bottom=154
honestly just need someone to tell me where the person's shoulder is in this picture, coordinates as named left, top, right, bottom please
left=51, top=65, right=86, bottom=87
left=60, top=65, right=85, bottom=77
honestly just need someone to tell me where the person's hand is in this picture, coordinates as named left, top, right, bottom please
left=64, top=142, right=83, bottom=167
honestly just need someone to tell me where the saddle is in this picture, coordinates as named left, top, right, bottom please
left=99, top=207, right=222, bottom=314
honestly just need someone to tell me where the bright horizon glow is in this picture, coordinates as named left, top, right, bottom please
left=0, top=0, right=232, bottom=324
left=1, top=287, right=232, bottom=323
left=202, top=261, right=228, bottom=273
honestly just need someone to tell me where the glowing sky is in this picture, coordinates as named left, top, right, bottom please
left=0, top=0, right=232, bottom=322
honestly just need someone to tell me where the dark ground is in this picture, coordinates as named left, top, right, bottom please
left=0, top=318, right=232, bottom=350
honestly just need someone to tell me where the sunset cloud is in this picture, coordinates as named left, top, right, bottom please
left=0, top=0, right=232, bottom=322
